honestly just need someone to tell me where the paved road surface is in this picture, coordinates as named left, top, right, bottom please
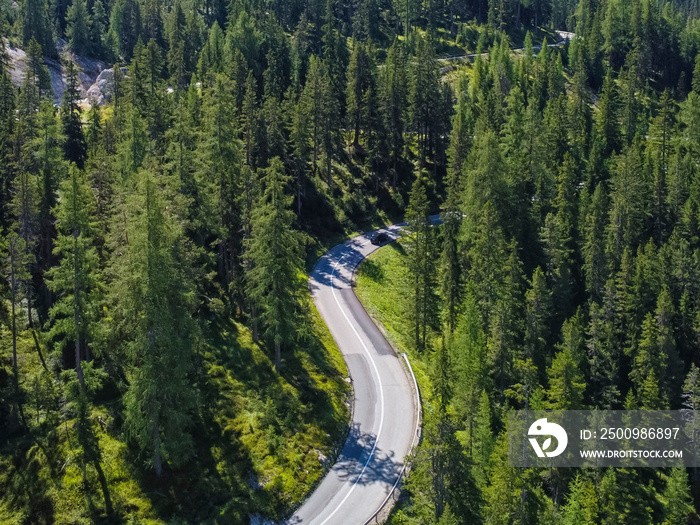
left=288, top=222, right=424, bottom=525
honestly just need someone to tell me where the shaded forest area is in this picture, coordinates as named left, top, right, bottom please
left=2, top=0, right=700, bottom=520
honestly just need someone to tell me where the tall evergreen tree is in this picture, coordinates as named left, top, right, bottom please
left=61, top=61, right=87, bottom=169
left=2, top=232, right=31, bottom=426
left=66, top=0, right=91, bottom=55
left=21, top=0, right=56, bottom=56
left=405, top=170, right=438, bottom=351
left=345, top=41, right=372, bottom=148
left=245, top=157, right=305, bottom=372
left=380, top=40, right=408, bottom=188
left=117, top=166, right=198, bottom=477
left=410, top=35, right=440, bottom=163
left=197, top=74, right=243, bottom=308
left=47, top=163, right=101, bottom=382
left=304, top=55, right=336, bottom=185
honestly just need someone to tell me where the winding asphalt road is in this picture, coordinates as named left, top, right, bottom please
left=289, top=222, right=423, bottom=525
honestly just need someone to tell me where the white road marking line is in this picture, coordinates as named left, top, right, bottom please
left=317, top=245, right=386, bottom=525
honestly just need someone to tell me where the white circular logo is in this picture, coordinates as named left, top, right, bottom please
left=528, top=418, right=568, bottom=458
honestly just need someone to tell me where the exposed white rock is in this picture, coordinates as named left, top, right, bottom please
left=5, top=37, right=107, bottom=105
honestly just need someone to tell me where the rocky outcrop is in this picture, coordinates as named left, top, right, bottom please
left=6, top=38, right=107, bottom=105
left=84, top=67, right=129, bottom=106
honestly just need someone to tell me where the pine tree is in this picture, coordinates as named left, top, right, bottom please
left=290, top=13, right=310, bottom=91
left=450, top=291, right=487, bottom=451
left=461, top=131, right=507, bottom=239
left=693, top=52, right=700, bottom=95
left=562, top=476, right=598, bottom=525
left=405, top=170, right=438, bottom=351
left=108, top=0, right=141, bottom=60
left=558, top=308, right=587, bottom=369
left=606, top=139, right=649, bottom=272
left=197, top=74, right=243, bottom=308
left=410, top=35, right=440, bottom=163
left=523, top=266, right=551, bottom=373
left=2, top=232, right=31, bottom=425
left=440, top=163, right=462, bottom=333
left=345, top=41, right=372, bottom=148
left=483, top=433, right=524, bottom=525
left=29, top=100, right=65, bottom=320
left=322, top=0, right=347, bottom=112
left=262, top=91, right=285, bottom=164
left=116, top=106, right=147, bottom=179
left=245, top=158, right=304, bottom=372
left=540, top=153, right=578, bottom=322
left=46, top=164, right=111, bottom=510
left=0, top=59, right=15, bottom=231
left=23, top=38, right=52, bottom=109
left=47, top=163, right=101, bottom=383
left=595, top=70, right=621, bottom=158
left=304, top=55, right=336, bottom=185
left=380, top=40, right=407, bottom=188
left=682, top=364, right=700, bottom=481
left=587, top=301, right=619, bottom=409
left=582, top=183, right=608, bottom=303
left=242, top=72, right=258, bottom=168
left=61, top=61, right=87, bottom=169
left=90, top=0, right=108, bottom=58
left=10, top=170, right=40, bottom=332
left=117, top=166, right=198, bottom=477
left=648, top=90, right=675, bottom=176
left=290, top=86, right=312, bottom=215
left=66, top=0, right=91, bottom=55
left=362, top=71, right=384, bottom=188
left=547, top=347, right=585, bottom=409
left=21, top=0, right=56, bottom=56
left=662, top=467, right=692, bottom=524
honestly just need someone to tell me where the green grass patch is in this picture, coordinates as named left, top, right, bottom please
left=355, top=239, right=436, bottom=404
left=0, top=289, right=350, bottom=524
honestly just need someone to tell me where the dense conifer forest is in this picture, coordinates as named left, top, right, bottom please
left=2, top=0, right=700, bottom=520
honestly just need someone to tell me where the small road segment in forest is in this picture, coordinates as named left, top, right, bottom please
left=436, top=30, right=574, bottom=66
left=288, top=216, right=440, bottom=525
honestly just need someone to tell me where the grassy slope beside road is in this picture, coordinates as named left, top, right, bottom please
left=355, top=239, right=437, bottom=409
left=0, top=293, right=349, bottom=524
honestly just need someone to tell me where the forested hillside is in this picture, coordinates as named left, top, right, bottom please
left=356, top=4, right=700, bottom=525
left=2, top=0, right=700, bottom=520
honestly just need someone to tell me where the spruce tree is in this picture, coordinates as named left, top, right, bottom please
left=197, top=74, right=243, bottom=308
left=47, top=163, right=101, bottom=382
left=405, top=170, right=438, bottom=351
left=21, top=0, right=56, bottom=56
left=380, top=39, right=407, bottom=188
left=66, top=0, right=91, bottom=55
left=47, top=165, right=111, bottom=511
left=662, top=467, right=693, bottom=524
left=117, top=166, right=198, bottom=477
left=245, top=157, right=304, bottom=372
left=345, top=41, right=371, bottom=148
left=2, top=232, right=31, bottom=425
left=410, top=35, right=440, bottom=163
left=61, top=61, right=87, bottom=169
left=304, top=55, right=336, bottom=184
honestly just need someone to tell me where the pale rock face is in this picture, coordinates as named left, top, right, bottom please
left=5, top=37, right=107, bottom=106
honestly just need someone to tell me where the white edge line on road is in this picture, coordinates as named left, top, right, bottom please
left=318, top=245, right=386, bottom=525
left=362, top=353, right=421, bottom=525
